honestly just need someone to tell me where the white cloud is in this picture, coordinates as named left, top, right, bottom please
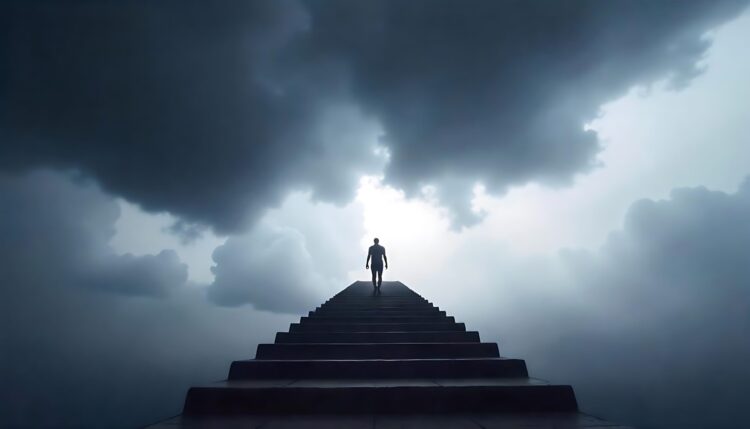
left=111, top=200, right=226, bottom=284
left=208, top=191, right=366, bottom=312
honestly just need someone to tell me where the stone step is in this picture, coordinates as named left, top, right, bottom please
left=288, top=322, right=467, bottom=332
left=318, top=309, right=438, bottom=314
left=309, top=310, right=446, bottom=318
left=228, top=358, right=528, bottom=380
left=299, top=315, right=455, bottom=324
left=255, top=342, right=499, bottom=359
left=317, top=302, right=437, bottom=310
left=326, top=303, right=428, bottom=306
left=275, top=331, right=480, bottom=343
left=325, top=292, right=428, bottom=303
left=327, top=304, right=428, bottom=308
left=325, top=299, right=429, bottom=305
left=183, top=381, right=577, bottom=415
left=316, top=308, right=439, bottom=314
left=316, top=305, right=440, bottom=310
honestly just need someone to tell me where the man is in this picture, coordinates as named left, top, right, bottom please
left=365, top=238, right=388, bottom=289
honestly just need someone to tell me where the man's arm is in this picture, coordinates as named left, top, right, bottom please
left=383, top=248, right=388, bottom=269
left=366, top=248, right=371, bottom=269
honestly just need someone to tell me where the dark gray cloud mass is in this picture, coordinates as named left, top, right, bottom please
left=303, top=0, right=747, bottom=224
left=0, top=0, right=381, bottom=233
left=2, top=0, right=746, bottom=229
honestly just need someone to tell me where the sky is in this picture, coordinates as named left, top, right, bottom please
left=1, top=1, right=750, bottom=428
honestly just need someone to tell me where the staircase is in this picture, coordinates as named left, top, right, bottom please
left=149, top=281, right=630, bottom=427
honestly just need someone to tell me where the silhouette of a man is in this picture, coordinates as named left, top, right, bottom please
left=365, top=238, right=388, bottom=289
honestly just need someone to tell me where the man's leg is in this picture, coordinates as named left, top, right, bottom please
left=377, top=267, right=383, bottom=288
left=371, top=267, right=377, bottom=288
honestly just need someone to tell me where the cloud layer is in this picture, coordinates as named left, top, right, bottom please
left=0, top=170, right=188, bottom=297
left=556, top=181, right=750, bottom=428
left=431, top=179, right=750, bottom=429
left=0, top=169, right=297, bottom=427
left=2, top=0, right=745, bottom=228
left=1, top=1, right=384, bottom=232
left=304, top=0, right=747, bottom=224
left=4, top=171, right=749, bottom=428
left=208, top=224, right=326, bottom=312
left=208, top=191, right=365, bottom=312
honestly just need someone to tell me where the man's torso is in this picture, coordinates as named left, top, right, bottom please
left=369, top=245, right=385, bottom=266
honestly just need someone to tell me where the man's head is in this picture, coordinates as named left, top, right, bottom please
left=374, top=238, right=379, bottom=244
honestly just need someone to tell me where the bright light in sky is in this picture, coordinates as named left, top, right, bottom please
left=352, top=176, right=455, bottom=285
left=356, top=176, right=448, bottom=248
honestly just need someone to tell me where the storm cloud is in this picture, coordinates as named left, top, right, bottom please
left=1, top=0, right=384, bottom=233
left=2, top=0, right=746, bottom=229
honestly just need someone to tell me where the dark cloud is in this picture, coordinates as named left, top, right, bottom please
left=304, top=0, right=748, bottom=225
left=0, top=169, right=188, bottom=297
left=165, top=219, right=209, bottom=245
left=2, top=1, right=746, bottom=229
left=0, top=0, right=383, bottom=233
